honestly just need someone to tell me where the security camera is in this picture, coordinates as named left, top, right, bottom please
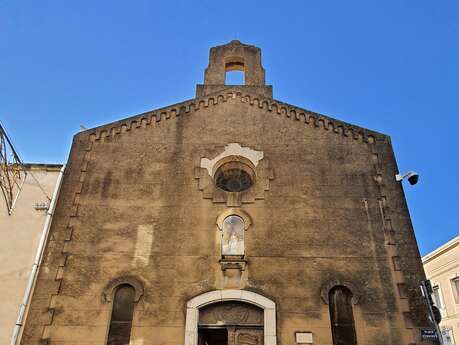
left=395, top=171, right=419, bottom=185
left=407, top=172, right=419, bottom=185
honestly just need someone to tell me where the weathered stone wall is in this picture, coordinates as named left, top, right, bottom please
left=20, top=89, right=432, bottom=345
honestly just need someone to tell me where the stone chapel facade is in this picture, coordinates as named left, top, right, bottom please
left=20, top=41, right=434, bottom=345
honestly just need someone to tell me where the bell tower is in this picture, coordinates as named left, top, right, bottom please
left=196, top=40, right=273, bottom=98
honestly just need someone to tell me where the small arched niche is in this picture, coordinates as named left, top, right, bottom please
left=221, top=215, right=245, bottom=257
left=216, top=209, right=252, bottom=232
left=216, top=209, right=252, bottom=271
left=217, top=209, right=252, bottom=258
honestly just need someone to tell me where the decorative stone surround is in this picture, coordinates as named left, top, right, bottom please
left=185, top=289, right=276, bottom=345
left=85, top=87, right=381, bottom=145
left=195, top=143, right=274, bottom=206
left=200, top=143, right=263, bottom=177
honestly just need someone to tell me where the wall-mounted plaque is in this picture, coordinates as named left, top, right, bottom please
left=295, top=332, right=313, bottom=344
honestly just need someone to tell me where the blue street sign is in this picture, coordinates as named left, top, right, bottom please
left=421, top=329, right=439, bottom=341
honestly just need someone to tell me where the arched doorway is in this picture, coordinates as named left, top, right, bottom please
left=199, top=301, right=263, bottom=345
left=185, top=290, right=276, bottom=345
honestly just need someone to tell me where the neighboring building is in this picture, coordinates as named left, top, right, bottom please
left=19, top=41, right=434, bottom=345
left=0, top=163, right=62, bottom=345
left=423, top=236, right=459, bottom=345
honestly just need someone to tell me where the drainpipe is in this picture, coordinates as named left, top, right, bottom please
left=10, top=165, right=66, bottom=345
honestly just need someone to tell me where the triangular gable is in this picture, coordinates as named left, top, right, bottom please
left=85, top=87, right=385, bottom=146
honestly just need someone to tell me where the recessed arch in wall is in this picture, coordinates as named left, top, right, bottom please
left=102, top=275, right=144, bottom=303
left=320, top=279, right=361, bottom=305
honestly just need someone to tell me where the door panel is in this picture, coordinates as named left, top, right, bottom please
left=235, top=329, right=263, bottom=345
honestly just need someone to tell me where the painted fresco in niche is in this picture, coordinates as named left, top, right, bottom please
left=222, top=215, right=245, bottom=256
left=198, top=301, right=263, bottom=326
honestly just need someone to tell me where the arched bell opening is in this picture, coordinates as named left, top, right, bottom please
left=225, top=56, right=245, bottom=85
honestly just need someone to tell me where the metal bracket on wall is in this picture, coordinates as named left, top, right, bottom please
left=0, top=122, right=27, bottom=215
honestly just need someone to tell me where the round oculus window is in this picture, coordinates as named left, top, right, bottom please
left=214, top=161, right=255, bottom=192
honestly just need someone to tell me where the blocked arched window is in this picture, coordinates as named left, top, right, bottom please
left=329, top=286, right=357, bottom=345
left=107, top=284, right=136, bottom=345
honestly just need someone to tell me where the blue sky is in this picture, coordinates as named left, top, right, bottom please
left=1, top=0, right=457, bottom=255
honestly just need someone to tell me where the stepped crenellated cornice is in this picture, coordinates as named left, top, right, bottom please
left=84, top=87, right=386, bottom=145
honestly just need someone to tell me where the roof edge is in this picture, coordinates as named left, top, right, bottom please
left=23, top=163, right=64, bottom=171
left=422, top=236, right=459, bottom=263
left=80, top=87, right=388, bottom=144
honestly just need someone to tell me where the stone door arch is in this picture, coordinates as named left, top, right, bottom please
left=185, top=290, right=276, bottom=345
